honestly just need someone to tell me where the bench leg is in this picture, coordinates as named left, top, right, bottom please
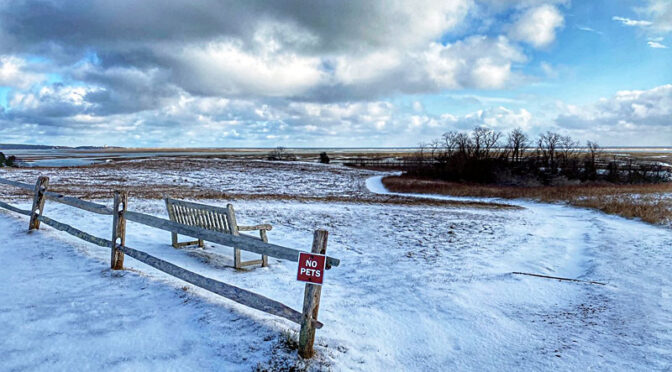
left=234, top=248, right=242, bottom=269
left=198, top=239, right=205, bottom=248
left=171, top=232, right=178, bottom=248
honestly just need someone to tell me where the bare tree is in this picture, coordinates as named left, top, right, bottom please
left=441, top=131, right=459, bottom=158
left=507, top=128, right=528, bottom=162
left=472, top=127, right=501, bottom=159
left=586, top=141, right=600, bottom=164
left=538, top=131, right=562, bottom=171
left=584, top=141, right=601, bottom=180
left=483, top=129, right=502, bottom=159
left=454, top=132, right=473, bottom=159
left=559, top=135, right=579, bottom=164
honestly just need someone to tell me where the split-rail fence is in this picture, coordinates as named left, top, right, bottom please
left=0, top=175, right=340, bottom=358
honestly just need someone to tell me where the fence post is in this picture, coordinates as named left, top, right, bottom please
left=298, top=229, right=328, bottom=359
left=111, top=191, right=128, bottom=270
left=260, top=229, right=269, bottom=267
left=29, top=176, right=49, bottom=231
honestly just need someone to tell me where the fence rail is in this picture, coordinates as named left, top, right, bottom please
left=0, top=175, right=336, bottom=358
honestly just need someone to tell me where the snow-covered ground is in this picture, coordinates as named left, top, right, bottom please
left=0, top=159, right=379, bottom=200
left=1, top=162, right=671, bottom=371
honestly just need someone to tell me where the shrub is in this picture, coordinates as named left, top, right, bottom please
left=267, top=146, right=297, bottom=161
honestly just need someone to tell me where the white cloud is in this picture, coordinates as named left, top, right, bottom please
left=612, top=16, right=653, bottom=27
left=423, top=35, right=527, bottom=90
left=576, top=25, right=603, bottom=35
left=4, top=83, right=671, bottom=147
left=647, top=40, right=668, bottom=48
left=638, top=0, right=672, bottom=32
left=449, top=106, right=534, bottom=131
left=508, top=5, right=564, bottom=48
left=554, top=84, right=672, bottom=144
left=167, top=41, right=326, bottom=98
left=0, top=56, right=45, bottom=89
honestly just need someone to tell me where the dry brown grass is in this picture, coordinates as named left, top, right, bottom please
left=383, top=176, right=672, bottom=226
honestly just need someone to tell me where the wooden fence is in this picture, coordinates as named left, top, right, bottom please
left=0, top=175, right=340, bottom=359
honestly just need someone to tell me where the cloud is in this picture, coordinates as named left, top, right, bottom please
left=4, top=83, right=672, bottom=147
left=508, top=4, right=564, bottom=48
left=554, top=84, right=672, bottom=144
left=614, top=2, right=672, bottom=48
left=0, top=56, right=45, bottom=89
left=0, top=0, right=591, bottom=146
left=161, top=41, right=326, bottom=98
left=638, top=0, right=672, bottom=32
left=0, top=0, right=472, bottom=57
left=576, top=25, right=604, bottom=35
left=647, top=40, right=668, bottom=48
left=613, top=1, right=672, bottom=38
left=448, top=106, right=535, bottom=131
left=612, top=16, right=653, bottom=27
left=0, top=0, right=554, bottom=105
left=7, top=84, right=99, bottom=123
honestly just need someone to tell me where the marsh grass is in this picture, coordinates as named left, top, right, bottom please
left=383, top=175, right=672, bottom=226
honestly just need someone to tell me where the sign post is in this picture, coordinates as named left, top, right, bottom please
left=298, top=230, right=328, bottom=358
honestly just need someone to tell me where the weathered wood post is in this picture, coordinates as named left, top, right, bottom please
left=298, top=229, right=328, bottom=359
left=29, top=176, right=49, bottom=231
left=226, top=204, right=242, bottom=269
left=260, top=229, right=269, bottom=267
left=111, top=191, right=128, bottom=270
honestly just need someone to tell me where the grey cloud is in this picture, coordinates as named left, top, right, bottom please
left=0, top=0, right=537, bottom=104
left=0, top=0, right=469, bottom=55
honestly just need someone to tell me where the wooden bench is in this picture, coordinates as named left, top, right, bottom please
left=164, top=198, right=271, bottom=269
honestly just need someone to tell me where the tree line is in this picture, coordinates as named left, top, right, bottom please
left=410, top=128, right=668, bottom=185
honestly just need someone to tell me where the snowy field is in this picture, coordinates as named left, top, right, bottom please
left=1, top=160, right=671, bottom=371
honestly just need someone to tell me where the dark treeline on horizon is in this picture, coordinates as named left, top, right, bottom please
left=410, top=127, right=669, bottom=186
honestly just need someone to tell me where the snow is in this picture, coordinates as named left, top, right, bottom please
left=1, top=162, right=672, bottom=370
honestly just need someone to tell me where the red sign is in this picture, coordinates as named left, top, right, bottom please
left=297, top=252, right=326, bottom=285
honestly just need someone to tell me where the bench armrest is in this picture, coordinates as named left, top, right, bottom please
left=237, top=224, right=273, bottom=232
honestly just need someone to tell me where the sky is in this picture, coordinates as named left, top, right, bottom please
left=0, top=0, right=670, bottom=148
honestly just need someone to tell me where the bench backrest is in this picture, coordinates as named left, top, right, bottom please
left=165, top=198, right=233, bottom=233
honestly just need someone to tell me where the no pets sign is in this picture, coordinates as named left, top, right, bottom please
left=297, top=252, right=326, bottom=285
